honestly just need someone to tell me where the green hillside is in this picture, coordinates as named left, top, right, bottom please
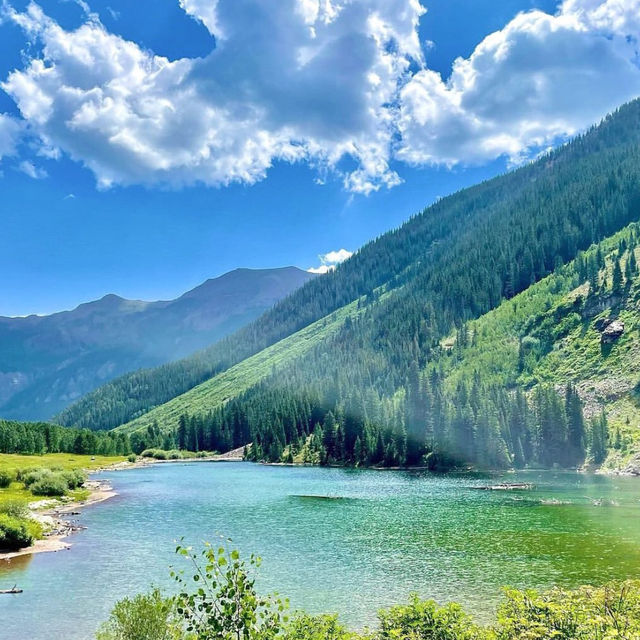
left=114, top=298, right=365, bottom=435
left=62, top=98, right=640, bottom=472
left=59, top=99, right=640, bottom=434
left=435, top=224, right=640, bottom=468
left=120, top=223, right=640, bottom=471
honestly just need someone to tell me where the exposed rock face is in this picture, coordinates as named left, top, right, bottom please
left=625, top=454, right=640, bottom=476
left=600, top=319, right=625, bottom=343
left=595, top=316, right=625, bottom=343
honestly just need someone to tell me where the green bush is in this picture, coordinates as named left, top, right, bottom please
left=376, top=595, right=486, bottom=640
left=127, top=454, right=137, bottom=463
left=167, top=450, right=182, bottom=460
left=140, top=448, right=170, bottom=459
left=16, top=466, right=39, bottom=482
left=61, top=469, right=86, bottom=489
left=283, top=614, right=354, bottom=640
left=21, top=468, right=51, bottom=487
left=495, top=582, right=640, bottom=639
left=30, top=473, right=70, bottom=496
left=172, top=541, right=288, bottom=640
left=96, top=588, right=181, bottom=640
left=0, top=513, right=34, bottom=550
left=0, top=469, right=15, bottom=488
left=0, top=499, right=29, bottom=519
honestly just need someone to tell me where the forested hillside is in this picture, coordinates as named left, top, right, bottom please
left=61, top=100, right=640, bottom=434
left=68, top=100, right=640, bottom=470
left=128, top=225, right=640, bottom=472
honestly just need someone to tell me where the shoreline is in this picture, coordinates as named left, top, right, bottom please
left=3, top=453, right=637, bottom=562
left=0, top=450, right=245, bottom=562
left=1, top=479, right=117, bottom=561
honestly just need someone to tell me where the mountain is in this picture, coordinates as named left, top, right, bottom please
left=62, top=99, right=640, bottom=469
left=0, top=266, right=315, bottom=421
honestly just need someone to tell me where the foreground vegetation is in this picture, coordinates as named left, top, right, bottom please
left=97, top=542, right=640, bottom=639
left=0, top=453, right=125, bottom=550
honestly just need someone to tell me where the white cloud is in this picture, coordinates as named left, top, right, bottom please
left=2, top=0, right=423, bottom=193
left=18, top=159, right=47, bottom=179
left=0, top=113, right=22, bottom=160
left=308, top=247, right=353, bottom=273
left=322, top=248, right=353, bottom=264
left=1, top=0, right=640, bottom=193
left=397, top=1, right=640, bottom=166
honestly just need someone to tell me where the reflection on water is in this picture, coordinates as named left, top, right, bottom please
left=0, top=552, right=33, bottom=574
left=0, top=463, right=639, bottom=640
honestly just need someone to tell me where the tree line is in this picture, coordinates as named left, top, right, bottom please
left=0, top=419, right=131, bottom=456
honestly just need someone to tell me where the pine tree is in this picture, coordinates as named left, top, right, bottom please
left=589, top=411, right=608, bottom=465
left=612, top=258, right=624, bottom=293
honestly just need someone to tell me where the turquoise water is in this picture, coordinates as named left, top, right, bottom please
left=1, top=462, right=640, bottom=639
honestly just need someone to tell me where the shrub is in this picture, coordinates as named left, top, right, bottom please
left=376, top=594, right=486, bottom=640
left=0, top=469, right=15, bottom=488
left=30, top=473, right=70, bottom=497
left=283, top=614, right=354, bottom=640
left=16, top=466, right=40, bottom=482
left=0, top=513, right=34, bottom=550
left=196, top=451, right=207, bottom=458
left=140, top=449, right=159, bottom=458
left=172, top=541, right=288, bottom=640
left=495, top=581, right=640, bottom=639
left=167, top=450, right=182, bottom=460
left=61, top=469, right=86, bottom=489
left=21, top=468, right=51, bottom=487
left=127, top=454, right=137, bottom=463
left=0, top=499, right=29, bottom=519
left=152, top=450, right=167, bottom=460
left=180, top=450, right=196, bottom=459
left=95, top=588, right=181, bottom=640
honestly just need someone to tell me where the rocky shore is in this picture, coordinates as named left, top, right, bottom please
left=1, top=479, right=116, bottom=561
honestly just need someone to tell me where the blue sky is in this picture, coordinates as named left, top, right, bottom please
left=0, top=0, right=639, bottom=316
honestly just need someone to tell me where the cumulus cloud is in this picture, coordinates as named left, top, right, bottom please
left=2, top=0, right=423, bottom=193
left=18, top=159, right=47, bottom=179
left=1, top=0, right=640, bottom=193
left=308, top=247, right=353, bottom=273
left=0, top=113, right=22, bottom=160
left=397, top=0, right=640, bottom=166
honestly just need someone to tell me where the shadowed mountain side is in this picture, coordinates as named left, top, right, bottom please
left=0, top=267, right=315, bottom=420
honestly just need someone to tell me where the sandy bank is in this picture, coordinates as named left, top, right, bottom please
left=0, top=480, right=116, bottom=561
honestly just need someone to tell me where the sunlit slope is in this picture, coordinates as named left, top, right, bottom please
left=114, top=298, right=362, bottom=434
left=63, top=99, right=640, bottom=438
left=437, top=223, right=640, bottom=465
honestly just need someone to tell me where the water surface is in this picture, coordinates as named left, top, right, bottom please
left=1, top=462, right=639, bottom=639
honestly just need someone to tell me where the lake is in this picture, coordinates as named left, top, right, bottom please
left=1, top=462, right=640, bottom=639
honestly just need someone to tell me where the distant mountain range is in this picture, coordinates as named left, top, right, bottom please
left=0, top=266, right=315, bottom=420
